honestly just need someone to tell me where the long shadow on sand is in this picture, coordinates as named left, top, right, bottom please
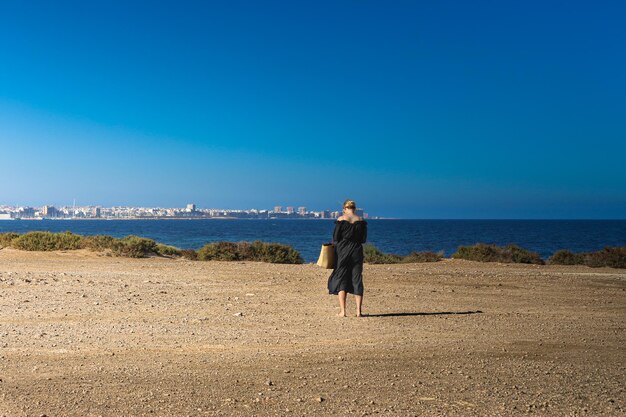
left=366, top=310, right=483, bottom=317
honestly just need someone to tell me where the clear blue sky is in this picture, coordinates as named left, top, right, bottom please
left=1, top=1, right=625, bottom=218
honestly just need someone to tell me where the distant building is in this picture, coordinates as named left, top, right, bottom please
left=0, top=213, right=12, bottom=220
left=186, top=203, right=196, bottom=212
left=320, top=210, right=331, bottom=219
left=18, top=207, right=36, bottom=218
left=298, top=206, right=306, bottom=215
left=42, top=205, right=57, bottom=218
left=93, top=207, right=101, bottom=218
left=274, top=206, right=282, bottom=213
left=286, top=206, right=294, bottom=214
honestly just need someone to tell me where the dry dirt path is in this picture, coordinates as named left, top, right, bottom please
left=0, top=248, right=624, bottom=416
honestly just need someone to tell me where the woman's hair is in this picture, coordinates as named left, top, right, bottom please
left=343, top=199, right=357, bottom=210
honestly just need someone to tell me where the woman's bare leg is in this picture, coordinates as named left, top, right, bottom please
left=355, top=294, right=363, bottom=317
left=337, top=291, right=347, bottom=317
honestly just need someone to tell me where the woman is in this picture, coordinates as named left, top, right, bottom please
left=327, top=199, right=368, bottom=317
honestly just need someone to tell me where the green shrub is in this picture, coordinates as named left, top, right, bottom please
left=402, top=250, right=444, bottom=263
left=198, top=241, right=241, bottom=261
left=363, top=244, right=442, bottom=264
left=197, top=241, right=303, bottom=264
left=453, top=243, right=500, bottom=263
left=180, top=249, right=198, bottom=260
left=548, top=250, right=585, bottom=265
left=0, top=232, right=19, bottom=248
left=548, top=247, right=626, bottom=268
left=507, top=245, right=545, bottom=264
left=249, top=241, right=303, bottom=264
left=0, top=231, right=203, bottom=261
left=155, top=244, right=182, bottom=257
left=11, top=231, right=84, bottom=251
left=111, top=235, right=159, bottom=258
left=363, top=244, right=403, bottom=264
left=583, top=247, right=626, bottom=268
left=81, top=235, right=118, bottom=251
left=452, top=243, right=544, bottom=265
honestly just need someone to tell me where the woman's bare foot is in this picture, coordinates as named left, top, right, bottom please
left=356, top=311, right=366, bottom=317
left=337, top=311, right=346, bottom=317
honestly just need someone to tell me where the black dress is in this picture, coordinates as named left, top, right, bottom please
left=327, top=220, right=368, bottom=296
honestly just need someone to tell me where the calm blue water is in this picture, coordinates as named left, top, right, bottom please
left=1, top=219, right=625, bottom=262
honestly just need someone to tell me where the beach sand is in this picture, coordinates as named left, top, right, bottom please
left=0, top=248, right=624, bottom=416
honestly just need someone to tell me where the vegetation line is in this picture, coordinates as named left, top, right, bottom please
left=0, top=232, right=624, bottom=268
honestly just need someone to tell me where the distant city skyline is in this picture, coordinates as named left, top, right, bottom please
left=1, top=2, right=625, bottom=219
left=0, top=202, right=370, bottom=220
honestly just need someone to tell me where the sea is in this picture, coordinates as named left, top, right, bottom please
left=1, top=219, right=625, bottom=262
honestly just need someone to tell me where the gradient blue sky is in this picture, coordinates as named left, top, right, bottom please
left=1, top=1, right=625, bottom=218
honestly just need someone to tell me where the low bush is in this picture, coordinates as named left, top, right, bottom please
left=363, top=244, right=403, bottom=264
left=111, top=235, right=159, bottom=258
left=197, top=241, right=303, bottom=264
left=250, top=241, right=303, bottom=264
left=0, top=232, right=19, bottom=248
left=402, top=250, right=444, bottom=263
left=180, top=249, right=198, bottom=260
left=198, top=241, right=241, bottom=261
left=363, top=244, right=442, bottom=264
left=548, top=247, right=626, bottom=268
left=81, top=235, right=117, bottom=251
left=11, top=231, right=84, bottom=251
left=583, top=247, right=626, bottom=268
left=548, top=250, right=585, bottom=265
left=0, top=231, right=196, bottom=260
left=452, top=243, right=544, bottom=265
left=155, top=244, right=182, bottom=257
left=507, top=245, right=545, bottom=264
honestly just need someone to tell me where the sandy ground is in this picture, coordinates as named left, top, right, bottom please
left=0, top=248, right=624, bottom=417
